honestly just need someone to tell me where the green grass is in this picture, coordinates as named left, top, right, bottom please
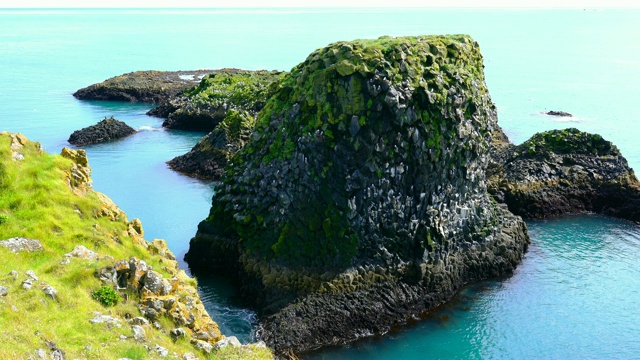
left=0, top=133, right=273, bottom=359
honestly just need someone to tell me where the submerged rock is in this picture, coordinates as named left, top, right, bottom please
left=73, top=70, right=212, bottom=104
left=488, top=127, right=640, bottom=221
left=546, top=110, right=572, bottom=117
left=68, top=117, right=136, bottom=146
left=186, top=35, right=529, bottom=354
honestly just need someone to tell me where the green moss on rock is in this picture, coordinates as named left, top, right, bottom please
left=160, top=69, right=286, bottom=132
left=516, top=128, right=619, bottom=159
left=187, top=35, right=529, bottom=354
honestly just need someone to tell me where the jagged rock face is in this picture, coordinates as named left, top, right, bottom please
left=187, top=35, right=529, bottom=354
left=68, top=117, right=136, bottom=146
left=157, top=70, right=285, bottom=132
left=488, top=128, right=640, bottom=221
left=167, top=110, right=256, bottom=180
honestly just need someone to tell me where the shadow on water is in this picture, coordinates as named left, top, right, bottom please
left=193, top=273, right=258, bottom=344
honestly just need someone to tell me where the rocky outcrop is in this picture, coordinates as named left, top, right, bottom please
left=153, top=69, right=284, bottom=132
left=0, top=237, right=43, bottom=253
left=488, top=127, right=640, bottom=221
left=167, top=109, right=255, bottom=180
left=73, top=70, right=212, bottom=103
left=68, top=116, right=136, bottom=146
left=186, top=35, right=529, bottom=354
left=546, top=110, right=572, bottom=117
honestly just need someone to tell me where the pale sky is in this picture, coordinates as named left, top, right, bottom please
left=4, top=0, right=640, bottom=8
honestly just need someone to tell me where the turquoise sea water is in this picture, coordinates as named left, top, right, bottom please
left=1, top=8, right=639, bottom=358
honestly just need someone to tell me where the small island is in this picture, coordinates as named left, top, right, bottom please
left=68, top=116, right=137, bottom=146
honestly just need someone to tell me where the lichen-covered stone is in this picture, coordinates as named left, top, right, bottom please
left=186, top=35, right=529, bottom=354
left=68, top=117, right=136, bottom=146
left=61, top=147, right=92, bottom=192
left=488, top=127, right=640, bottom=220
left=0, top=237, right=43, bottom=253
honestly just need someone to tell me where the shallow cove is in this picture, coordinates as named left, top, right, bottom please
left=1, top=7, right=640, bottom=358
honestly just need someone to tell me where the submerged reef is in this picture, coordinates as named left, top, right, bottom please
left=186, top=35, right=529, bottom=354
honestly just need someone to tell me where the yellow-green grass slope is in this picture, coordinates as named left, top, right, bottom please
left=0, top=132, right=272, bottom=360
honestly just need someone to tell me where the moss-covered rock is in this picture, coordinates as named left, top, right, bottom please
left=155, top=69, right=285, bottom=132
left=73, top=70, right=212, bottom=104
left=488, top=128, right=640, bottom=220
left=167, top=109, right=256, bottom=179
left=186, top=35, right=529, bottom=354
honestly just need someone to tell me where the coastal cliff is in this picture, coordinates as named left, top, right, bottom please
left=186, top=35, right=529, bottom=354
left=0, top=132, right=271, bottom=359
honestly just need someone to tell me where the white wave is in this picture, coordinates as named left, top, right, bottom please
left=138, top=125, right=164, bottom=131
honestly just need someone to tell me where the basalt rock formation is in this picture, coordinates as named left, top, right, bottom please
left=186, top=35, right=530, bottom=354
left=73, top=70, right=212, bottom=104
left=68, top=116, right=136, bottom=146
left=154, top=69, right=285, bottom=132
left=488, top=127, right=640, bottom=221
left=167, top=109, right=256, bottom=180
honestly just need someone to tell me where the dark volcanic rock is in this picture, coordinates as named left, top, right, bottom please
left=73, top=70, right=212, bottom=104
left=546, top=110, right=572, bottom=117
left=167, top=110, right=255, bottom=180
left=488, top=127, right=640, bottom=221
left=68, top=117, right=136, bottom=146
left=154, top=69, right=284, bottom=132
left=186, top=35, right=529, bottom=355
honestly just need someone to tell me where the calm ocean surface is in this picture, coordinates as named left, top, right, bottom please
left=1, top=8, right=639, bottom=358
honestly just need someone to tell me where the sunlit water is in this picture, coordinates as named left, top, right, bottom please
left=1, top=8, right=639, bottom=357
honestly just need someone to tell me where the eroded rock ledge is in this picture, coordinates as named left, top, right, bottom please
left=186, top=35, right=530, bottom=355
left=73, top=70, right=212, bottom=104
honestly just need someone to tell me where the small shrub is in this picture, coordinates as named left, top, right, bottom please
left=0, top=214, right=8, bottom=225
left=91, top=285, right=120, bottom=307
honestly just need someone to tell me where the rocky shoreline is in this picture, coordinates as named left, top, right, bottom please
left=71, top=35, right=640, bottom=358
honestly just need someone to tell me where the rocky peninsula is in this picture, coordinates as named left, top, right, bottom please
left=73, top=69, right=212, bottom=104
left=186, top=35, right=530, bottom=355
left=68, top=116, right=136, bottom=146
left=0, top=132, right=271, bottom=359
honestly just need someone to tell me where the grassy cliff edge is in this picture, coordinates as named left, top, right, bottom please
left=0, top=132, right=272, bottom=359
